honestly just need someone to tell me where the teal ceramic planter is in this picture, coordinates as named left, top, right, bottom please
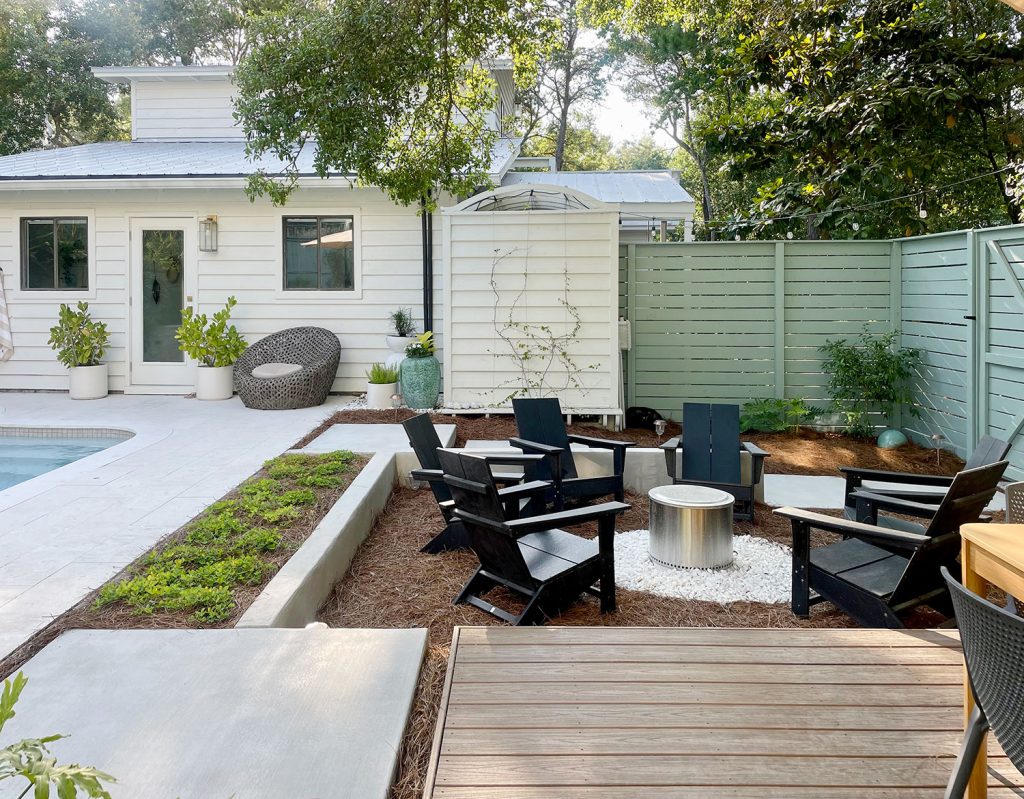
left=877, top=428, right=909, bottom=449
left=400, top=355, right=441, bottom=409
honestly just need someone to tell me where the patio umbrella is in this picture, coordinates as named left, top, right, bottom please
left=300, top=229, right=353, bottom=249
left=0, top=269, right=12, bottom=362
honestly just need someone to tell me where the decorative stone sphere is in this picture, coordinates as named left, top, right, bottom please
left=877, top=428, right=909, bottom=449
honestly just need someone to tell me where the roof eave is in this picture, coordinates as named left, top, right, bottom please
left=0, top=175, right=354, bottom=191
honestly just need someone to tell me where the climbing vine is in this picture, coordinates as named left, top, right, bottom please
left=489, top=247, right=598, bottom=404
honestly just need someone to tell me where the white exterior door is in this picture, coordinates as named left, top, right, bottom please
left=129, top=218, right=196, bottom=389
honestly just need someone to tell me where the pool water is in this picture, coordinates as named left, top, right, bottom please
left=0, top=432, right=127, bottom=491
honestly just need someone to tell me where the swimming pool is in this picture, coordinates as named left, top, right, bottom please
left=0, top=427, right=134, bottom=491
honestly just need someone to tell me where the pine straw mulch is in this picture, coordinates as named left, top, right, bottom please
left=297, top=408, right=964, bottom=478
left=317, top=486, right=954, bottom=799
left=0, top=454, right=368, bottom=681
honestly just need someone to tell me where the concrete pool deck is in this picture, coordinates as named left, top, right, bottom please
left=0, top=393, right=346, bottom=661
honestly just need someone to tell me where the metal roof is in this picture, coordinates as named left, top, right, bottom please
left=0, top=138, right=520, bottom=183
left=502, top=170, right=694, bottom=205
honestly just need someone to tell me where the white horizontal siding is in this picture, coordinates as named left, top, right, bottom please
left=0, top=185, right=444, bottom=395
left=442, top=208, right=620, bottom=412
left=132, top=79, right=240, bottom=141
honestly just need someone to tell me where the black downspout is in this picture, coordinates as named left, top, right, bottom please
left=421, top=196, right=434, bottom=331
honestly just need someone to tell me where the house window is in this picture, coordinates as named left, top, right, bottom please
left=20, top=217, right=89, bottom=290
left=283, top=216, right=355, bottom=291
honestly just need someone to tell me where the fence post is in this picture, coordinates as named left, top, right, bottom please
left=966, top=229, right=979, bottom=457
left=626, top=243, right=637, bottom=408
left=889, top=239, right=902, bottom=430
left=773, top=241, right=786, bottom=399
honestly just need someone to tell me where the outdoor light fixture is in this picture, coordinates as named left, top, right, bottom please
left=199, top=215, right=219, bottom=252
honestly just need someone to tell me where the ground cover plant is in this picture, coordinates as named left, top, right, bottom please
left=94, top=450, right=364, bottom=624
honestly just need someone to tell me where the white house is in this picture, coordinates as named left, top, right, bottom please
left=0, top=64, right=675, bottom=415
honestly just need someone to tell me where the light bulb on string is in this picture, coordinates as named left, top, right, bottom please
left=919, top=208, right=928, bottom=219
left=852, top=222, right=860, bottom=231
left=786, top=231, right=794, bottom=240
left=734, top=234, right=741, bottom=242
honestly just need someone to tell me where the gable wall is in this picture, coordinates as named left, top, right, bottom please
left=0, top=185, right=443, bottom=395
left=132, top=79, right=240, bottom=140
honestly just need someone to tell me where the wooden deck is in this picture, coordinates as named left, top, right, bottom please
left=424, top=626, right=1024, bottom=798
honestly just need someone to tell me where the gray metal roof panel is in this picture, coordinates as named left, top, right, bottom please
left=0, top=138, right=519, bottom=181
left=501, top=170, right=694, bottom=204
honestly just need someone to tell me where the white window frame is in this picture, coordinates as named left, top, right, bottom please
left=8, top=208, right=98, bottom=302
left=275, top=207, right=363, bottom=303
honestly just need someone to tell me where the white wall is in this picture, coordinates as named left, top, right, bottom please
left=0, top=185, right=443, bottom=394
left=442, top=203, right=621, bottom=413
left=132, top=79, right=240, bottom=141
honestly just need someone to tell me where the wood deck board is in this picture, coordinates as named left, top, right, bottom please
left=425, top=626, right=1024, bottom=798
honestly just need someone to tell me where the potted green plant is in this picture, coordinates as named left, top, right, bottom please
left=385, top=307, right=417, bottom=366
left=175, top=296, right=248, bottom=401
left=365, top=362, right=399, bottom=409
left=48, top=301, right=110, bottom=400
left=400, top=331, right=440, bottom=409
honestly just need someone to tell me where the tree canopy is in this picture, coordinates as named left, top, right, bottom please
left=597, top=0, right=1024, bottom=239
left=234, top=0, right=555, bottom=208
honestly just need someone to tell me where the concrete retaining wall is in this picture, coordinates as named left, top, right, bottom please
left=236, top=451, right=397, bottom=628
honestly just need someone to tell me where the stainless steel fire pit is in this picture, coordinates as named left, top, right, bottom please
left=648, top=485, right=735, bottom=569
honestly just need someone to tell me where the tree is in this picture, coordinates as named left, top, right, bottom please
left=0, top=1, right=126, bottom=155
left=518, top=0, right=609, bottom=169
left=610, top=135, right=672, bottom=169
left=608, top=21, right=733, bottom=229
left=706, top=0, right=1024, bottom=238
left=521, top=113, right=616, bottom=169
left=235, top=0, right=554, bottom=208
left=75, top=0, right=283, bottom=66
left=594, top=0, right=1024, bottom=238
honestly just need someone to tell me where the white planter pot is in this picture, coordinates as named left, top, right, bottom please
left=366, top=381, right=398, bottom=410
left=385, top=336, right=412, bottom=370
left=69, top=364, right=108, bottom=400
left=386, top=335, right=413, bottom=354
left=196, top=365, right=235, bottom=401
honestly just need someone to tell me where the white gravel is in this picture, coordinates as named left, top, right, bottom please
left=615, top=530, right=792, bottom=604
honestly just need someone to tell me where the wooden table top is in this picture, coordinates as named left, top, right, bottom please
left=961, top=524, right=1024, bottom=566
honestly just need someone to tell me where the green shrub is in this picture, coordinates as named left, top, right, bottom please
left=819, top=326, right=922, bottom=437
left=740, top=398, right=822, bottom=434
left=48, top=301, right=110, bottom=368
left=390, top=307, right=416, bottom=337
left=175, top=295, right=247, bottom=367
left=366, top=362, right=399, bottom=384
left=94, top=450, right=357, bottom=623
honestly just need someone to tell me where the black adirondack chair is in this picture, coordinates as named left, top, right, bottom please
left=660, top=402, right=769, bottom=522
left=840, top=435, right=1009, bottom=519
left=402, top=413, right=551, bottom=553
left=510, top=397, right=634, bottom=510
left=775, top=459, right=1009, bottom=628
left=441, top=450, right=629, bottom=625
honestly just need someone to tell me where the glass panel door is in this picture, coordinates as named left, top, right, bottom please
left=130, top=219, right=194, bottom=388
left=142, top=229, right=185, bottom=363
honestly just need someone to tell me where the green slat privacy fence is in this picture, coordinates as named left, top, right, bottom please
left=619, top=224, right=1024, bottom=481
